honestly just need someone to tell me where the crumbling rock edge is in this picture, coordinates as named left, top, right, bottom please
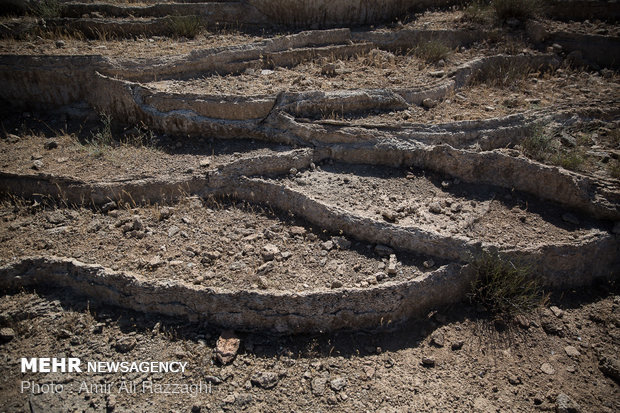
left=0, top=249, right=616, bottom=334
left=0, top=256, right=467, bottom=333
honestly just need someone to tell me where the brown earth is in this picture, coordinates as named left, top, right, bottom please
left=0, top=195, right=426, bottom=290
left=0, top=3, right=619, bottom=412
left=0, top=285, right=618, bottom=412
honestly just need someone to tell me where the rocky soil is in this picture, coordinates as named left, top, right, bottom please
left=0, top=285, right=619, bottom=412
left=0, top=1, right=619, bottom=411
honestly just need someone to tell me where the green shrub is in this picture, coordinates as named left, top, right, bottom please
left=411, top=40, right=451, bottom=63
left=468, top=251, right=546, bottom=316
left=30, top=0, right=63, bottom=19
left=551, top=151, right=584, bottom=171
left=521, top=128, right=552, bottom=161
left=469, top=60, right=532, bottom=89
left=168, top=16, right=203, bottom=39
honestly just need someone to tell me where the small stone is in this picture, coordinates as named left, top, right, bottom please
left=329, top=377, right=347, bottom=391
left=374, top=244, right=394, bottom=256
left=321, top=63, right=337, bottom=76
left=6, top=133, right=20, bottom=143
left=430, top=332, right=444, bottom=347
left=250, top=371, right=278, bottom=389
left=381, top=210, right=397, bottom=222
left=331, top=236, right=351, bottom=250
left=55, top=40, right=65, bottom=48
left=257, top=261, right=274, bottom=274
left=507, top=373, right=521, bottom=385
left=290, top=226, right=306, bottom=236
left=261, top=243, right=279, bottom=261
left=451, top=340, right=464, bottom=351
left=423, top=259, right=435, bottom=269
left=229, top=260, right=246, bottom=270
left=363, top=365, right=375, bottom=380
left=0, top=327, right=16, bottom=343
left=429, top=202, right=442, bottom=214
left=113, top=337, right=137, bottom=353
left=281, top=251, right=292, bottom=259
left=168, top=225, right=180, bottom=237
left=159, top=207, right=173, bottom=220
left=564, top=346, right=580, bottom=358
left=421, top=356, right=435, bottom=367
left=562, top=213, right=579, bottom=225
left=204, top=250, right=221, bottom=260
left=429, top=70, right=445, bottom=77
left=260, top=69, right=274, bottom=75
left=132, top=216, right=143, bottom=231
left=215, top=330, right=240, bottom=365
left=387, top=254, right=397, bottom=275
left=199, top=158, right=211, bottom=168
left=46, top=210, right=66, bottom=225
left=556, top=393, right=581, bottom=413
left=32, top=160, right=43, bottom=170
left=473, top=397, right=497, bottom=412
left=422, top=98, right=438, bottom=109
left=148, top=256, right=163, bottom=269
left=101, top=201, right=117, bottom=213
left=540, top=362, right=555, bottom=375
left=331, top=280, right=343, bottom=289
left=311, top=377, right=327, bottom=396
left=375, top=272, right=387, bottom=282
left=550, top=305, right=564, bottom=318
left=43, top=139, right=58, bottom=150
left=321, top=240, right=334, bottom=251
left=514, top=314, right=530, bottom=328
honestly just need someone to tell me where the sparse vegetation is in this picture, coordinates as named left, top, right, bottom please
left=167, top=15, right=203, bottom=39
left=520, top=127, right=587, bottom=172
left=521, top=127, right=552, bottom=161
left=462, top=0, right=543, bottom=24
left=491, top=0, right=542, bottom=21
left=551, top=151, right=584, bottom=171
left=29, top=0, right=63, bottom=19
left=468, top=251, right=547, bottom=316
left=248, top=0, right=411, bottom=27
left=87, top=113, right=114, bottom=150
left=469, top=60, right=533, bottom=89
left=410, top=40, right=451, bottom=63
left=462, top=0, right=494, bottom=25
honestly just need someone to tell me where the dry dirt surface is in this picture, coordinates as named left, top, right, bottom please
left=0, top=0, right=619, bottom=411
left=0, top=286, right=619, bottom=412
